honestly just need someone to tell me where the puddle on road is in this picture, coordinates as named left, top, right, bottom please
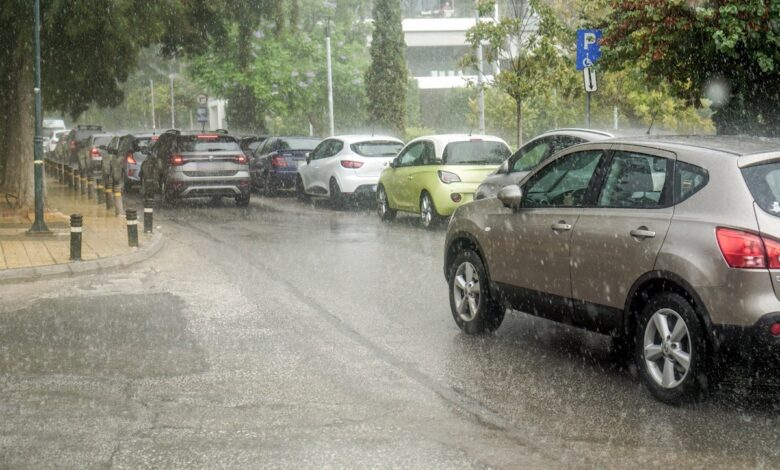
left=0, top=293, right=207, bottom=378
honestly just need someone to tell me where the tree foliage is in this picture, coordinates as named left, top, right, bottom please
left=603, top=0, right=780, bottom=136
left=365, top=0, right=408, bottom=136
left=188, top=0, right=371, bottom=136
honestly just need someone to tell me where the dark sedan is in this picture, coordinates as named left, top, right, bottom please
left=251, top=136, right=321, bottom=196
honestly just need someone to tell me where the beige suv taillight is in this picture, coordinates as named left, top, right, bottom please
left=716, top=227, right=780, bottom=269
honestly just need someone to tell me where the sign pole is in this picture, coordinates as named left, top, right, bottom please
left=28, top=0, right=50, bottom=234
left=585, top=92, right=591, bottom=129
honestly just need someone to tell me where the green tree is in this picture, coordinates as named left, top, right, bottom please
left=0, top=0, right=222, bottom=208
left=603, top=0, right=780, bottom=136
left=465, top=0, right=577, bottom=145
left=187, top=0, right=371, bottom=136
left=365, top=0, right=408, bottom=136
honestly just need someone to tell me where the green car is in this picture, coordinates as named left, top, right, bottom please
left=377, top=134, right=511, bottom=228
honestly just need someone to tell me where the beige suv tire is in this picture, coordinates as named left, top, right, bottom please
left=448, top=250, right=505, bottom=334
left=635, top=292, right=709, bottom=405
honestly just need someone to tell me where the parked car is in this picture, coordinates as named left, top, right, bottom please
left=297, top=135, right=404, bottom=207
left=475, top=128, right=616, bottom=200
left=251, top=136, right=321, bottom=196
left=47, top=129, right=69, bottom=155
left=141, top=130, right=250, bottom=207
left=63, top=125, right=103, bottom=170
left=377, top=134, right=511, bottom=228
left=78, top=133, right=114, bottom=177
left=444, top=135, right=780, bottom=405
left=238, top=135, right=268, bottom=160
left=104, top=132, right=157, bottom=190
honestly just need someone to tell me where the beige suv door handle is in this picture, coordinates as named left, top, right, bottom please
left=630, top=228, right=656, bottom=239
left=551, top=222, right=572, bottom=231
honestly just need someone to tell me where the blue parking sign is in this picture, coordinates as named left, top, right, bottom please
left=576, top=29, right=602, bottom=70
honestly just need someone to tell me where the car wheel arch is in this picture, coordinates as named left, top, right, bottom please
left=622, top=271, right=717, bottom=352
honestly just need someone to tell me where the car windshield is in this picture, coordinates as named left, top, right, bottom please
left=178, top=135, right=240, bottom=152
left=350, top=141, right=403, bottom=157
left=281, top=138, right=320, bottom=151
left=443, top=140, right=511, bottom=165
left=94, top=136, right=112, bottom=146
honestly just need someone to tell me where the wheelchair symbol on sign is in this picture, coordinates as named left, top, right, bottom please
left=582, top=57, right=593, bottom=68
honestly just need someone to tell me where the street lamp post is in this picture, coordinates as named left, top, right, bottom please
left=325, top=18, right=335, bottom=137
left=28, top=0, right=50, bottom=234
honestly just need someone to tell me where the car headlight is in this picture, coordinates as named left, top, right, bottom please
left=438, top=170, right=461, bottom=184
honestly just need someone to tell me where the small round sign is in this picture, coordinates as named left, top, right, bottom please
left=197, top=94, right=208, bottom=105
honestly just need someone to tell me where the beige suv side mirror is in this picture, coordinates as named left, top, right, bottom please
left=498, top=185, right=523, bottom=209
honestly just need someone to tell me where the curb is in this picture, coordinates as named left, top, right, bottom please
left=0, top=231, right=164, bottom=284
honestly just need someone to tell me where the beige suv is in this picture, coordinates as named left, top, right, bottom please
left=444, top=136, right=780, bottom=404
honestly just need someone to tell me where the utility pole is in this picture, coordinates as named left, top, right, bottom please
left=150, top=79, right=156, bottom=130
left=475, top=9, right=485, bottom=134
left=325, top=18, right=335, bottom=136
left=169, top=73, right=175, bottom=128
left=28, top=0, right=50, bottom=234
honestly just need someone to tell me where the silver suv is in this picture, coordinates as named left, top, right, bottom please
left=142, top=130, right=251, bottom=206
left=444, top=135, right=780, bottom=404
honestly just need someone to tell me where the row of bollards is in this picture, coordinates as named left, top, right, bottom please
left=67, top=200, right=155, bottom=261
left=43, top=158, right=155, bottom=261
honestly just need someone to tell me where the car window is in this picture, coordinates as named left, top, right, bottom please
left=511, top=138, right=552, bottom=172
left=597, top=151, right=669, bottom=208
left=442, top=140, right=510, bottom=165
left=310, top=140, right=330, bottom=160
left=327, top=140, right=344, bottom=157
left=177, top=134, right=240, bottom=152
left=522, top=149, right=605, bottom=208
left=397, top=141, right=425, bottom=167
left=675, top=161, right=708, bottom=204
left=281, top=138, right=320, bottom=151
left=350, top=141, right=403, bottom=157
left=741, top=162, right=780, bottom=216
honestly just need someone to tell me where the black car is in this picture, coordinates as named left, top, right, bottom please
left=251, top=136, right=321, bottom=196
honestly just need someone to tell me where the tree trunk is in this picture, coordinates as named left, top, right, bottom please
left=516, top=99, right=523, bottom=148
left=1, top=44, right=34, bottom=209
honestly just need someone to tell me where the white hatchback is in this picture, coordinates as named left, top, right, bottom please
left=296, top=135, right=404, bottom=206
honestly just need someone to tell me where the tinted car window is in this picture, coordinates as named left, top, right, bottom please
left=177, top=135, right=240, bottom=152
left=512, top=139, right=552, bottom=172
left=443, top=140, right=510, bottom=165
left=94, top=136, right=112, bottom=146
left=598, top=152, right=669, bottom=208
left=523, top=149, right=604, bottom=208
left=281, top=138, right=320, bottom=150
left=742, top=162, right=780, bottom=215
left=350, top=141, right=403, bottom=157
left=676, top=161, right=708, bottom=204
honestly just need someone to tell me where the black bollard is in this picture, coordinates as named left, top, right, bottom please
left=69, top=214, right=82, bottom=261
left=105, top=178, right=114, bottom=211
left=113, top=182, right=124, bottom=216
left=126, top=209, right=139, bottom=247
left=143, top=197, right=154, bottom=233
left=65, top=166, right=72, bottom=189
left=96, top=178, right=105, bottom=204
left=58, top=163, right=64, bottom=183
left=73, top=169, right=80, bottom=193
left=80, top=173, right=87, bottom=195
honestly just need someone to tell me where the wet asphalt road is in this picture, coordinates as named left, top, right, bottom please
left=0, top=193, right=779, bottom=469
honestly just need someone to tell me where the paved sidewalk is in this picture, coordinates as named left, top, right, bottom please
left=0, top=173, right=161, bottom=282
